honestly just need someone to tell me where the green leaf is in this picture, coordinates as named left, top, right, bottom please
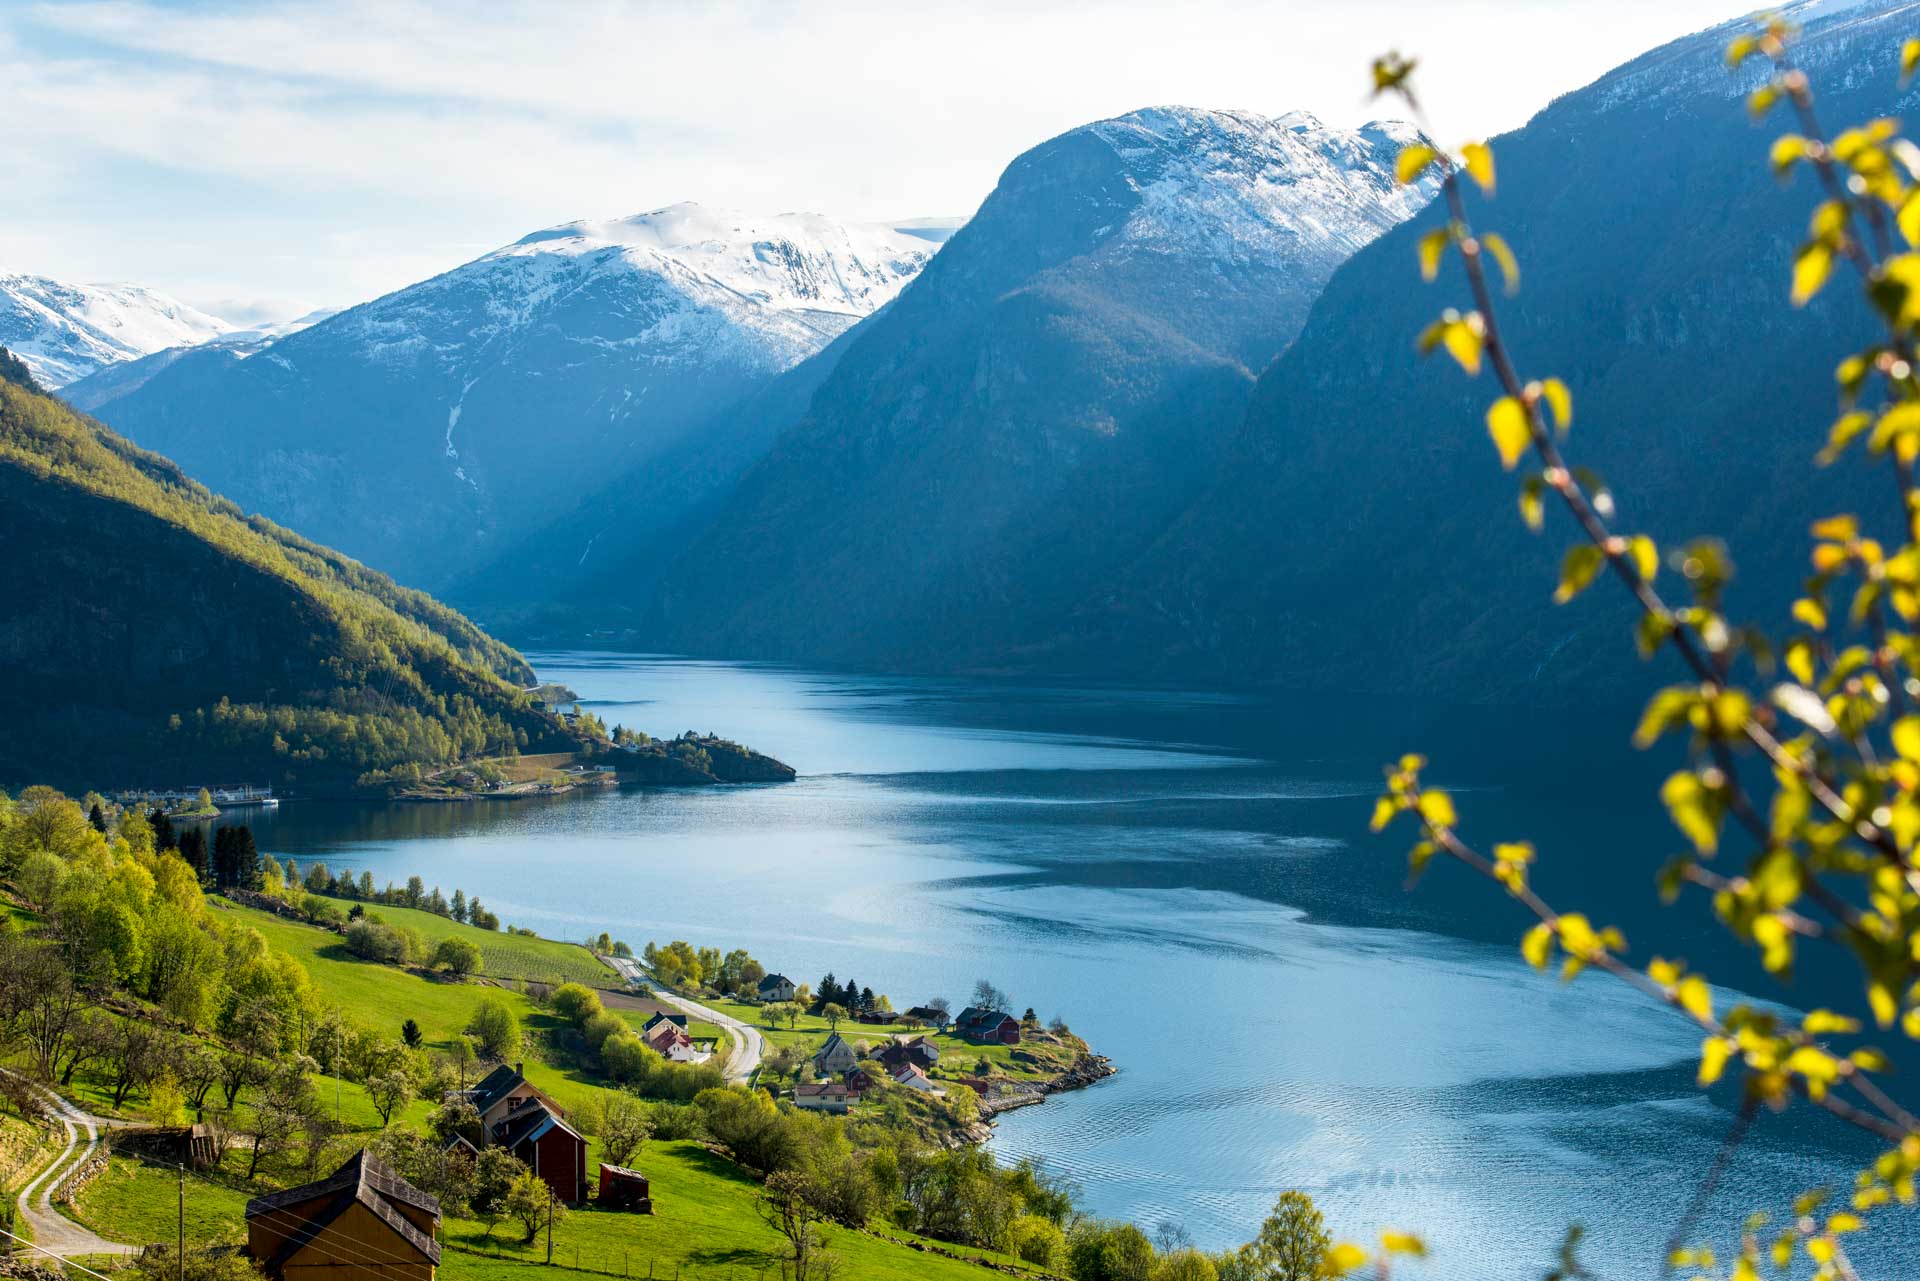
left=1485, top=397, right=1531, bottom=469
left=1818, top=409, right=1872, bottom=464
left=1395, top=143, right=1437, bottom=186
left=1792, top=241, right=1835, bottom=306
left=1521, top=922, right=1553, bottom=970
left=1417, top=227, right=1450, bottom=281
left=1892, top=715, right=1920, bottom=761
left=1553, top=544, right=1605, bottom=604
left=1461, top=142, right=1495, bottom=193
left=1636, top=611, right=1675, bottom=659
left=1442, top=316, right=1483, bottom=375
left=1628, top=535, right=1658, bottom=583
left=1518, top=474, right=1545, bottom=532
left=1770, top=134, right=1808, bottom=175
left=1481, top=232, right=1520, bottom=295
left=1633, top=686, right=1698, bottom=747
left=1661, top=771, right=1721, bottom=854
left=1539, top=377, right=1572, bottom=434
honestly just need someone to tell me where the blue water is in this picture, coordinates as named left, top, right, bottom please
left=241, top=653, right=1906, bottom=1277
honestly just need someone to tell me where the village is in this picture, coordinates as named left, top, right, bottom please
left=207, top=962, right=1110, bottom=1278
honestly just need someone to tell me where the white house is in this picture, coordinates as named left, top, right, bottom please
left=812, top=1032, right=858, bottom=1076
left=793, top=1080, right=852, bottom=1114
left=757, top=973, right=798, bottom=1002
left=891, top=1064, right=946, bottom=1097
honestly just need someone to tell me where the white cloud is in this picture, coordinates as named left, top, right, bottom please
left=0, top=0, right=1745, bottom=312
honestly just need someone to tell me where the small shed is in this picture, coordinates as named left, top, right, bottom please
left=598, top=1163, right=654, bottom=1213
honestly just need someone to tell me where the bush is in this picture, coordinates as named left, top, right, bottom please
left=1012, top=1215, right=1067, bottom=1270
left=345, top=919, right=411, bottom=965
left=465, top=999, right=521, bottom=1062
left=432, top=937, right=481, bottom=977
left=582, top=1010, right=626, bottom=1054
left=549, top=982, right=602, bottom=1025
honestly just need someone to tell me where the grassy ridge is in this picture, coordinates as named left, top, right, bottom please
left=311, top=894, right=618, bottom=988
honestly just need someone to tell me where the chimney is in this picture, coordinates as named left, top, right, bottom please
left=514, top=1061, right=523, bottom=1079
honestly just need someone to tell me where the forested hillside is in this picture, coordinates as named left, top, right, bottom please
left=0, top=356, right=580, bottom=789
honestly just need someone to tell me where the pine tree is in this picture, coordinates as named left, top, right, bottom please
left=212, top=827, right=236, bottom=889
left=233, top=826, right=261, bottom=891
left=451, top=889, right=468, bottom=923
left=178, top=828, right=208, bottom=882
left=148, top=808, right=176, bottom=851
left=87, top=803, right=107, bottom=833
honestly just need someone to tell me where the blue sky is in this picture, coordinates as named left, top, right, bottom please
left=0, top=0, right=1742, bottom=323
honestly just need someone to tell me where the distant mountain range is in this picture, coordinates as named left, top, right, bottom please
left=59, top=0, right=1918, bottom=709
left=82, top=205, right=947, bottom=589
left=627, top=107, right=1436, bottom=667
left=0, top=356, right=581, bottom=790
left=0, top=274, right=233, bottom=387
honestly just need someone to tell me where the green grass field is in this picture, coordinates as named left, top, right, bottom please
left=306, top=894, right=618, bottom=988
left=51, top=903, right=1056, bottom=1280
left=78, top=1137, right=1048, bottom=1281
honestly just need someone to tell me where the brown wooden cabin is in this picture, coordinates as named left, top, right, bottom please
left=598, top=1162, right=654, bottom=1212
left=244, top=1149, right=440, bottom=1280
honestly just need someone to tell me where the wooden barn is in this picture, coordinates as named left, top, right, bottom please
left=244, top=1149, right=440, bottom=1280
left=598, top=1162, right=654, bottom=1212
left=492, top=1101, right=589, bottom=1203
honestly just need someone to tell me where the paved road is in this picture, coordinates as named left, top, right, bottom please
left=600, top=955, right=765, bottom=1083
left=4, top=1072, right=134, bottom=1259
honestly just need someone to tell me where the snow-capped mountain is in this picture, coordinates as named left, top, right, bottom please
left=640, top=106, right=1435, bottom=666
left=0, top=274, right=232, bottom=387
left=1077, top=0, right=1920, bottom=704
left=85, top=203, right=941, bottom=589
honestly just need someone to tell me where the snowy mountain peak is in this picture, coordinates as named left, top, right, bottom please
left=499, top=201, right=937, bottom=322
left=0, top=274, right=233, bottom=387
left=1076, top=105, right=1437, bottom=265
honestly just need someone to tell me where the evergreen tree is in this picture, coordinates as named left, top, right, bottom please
left=451, top=889, right=468, bottom=924
left=178, top=828, right=208, bottom=882
left=428, top=886, right=448, bottom=916
left=816, top=973, right=838, bottom=1013
left=87, top=803, right=107, bottom=833
left=285, top=858, right=302, bottom=889
left=233, top=826, right=262, bottom=890
left=860, top=986, right=876, bottom=1013
left=148, top=808, right=176, bottom=851
left=212, top=827, right=236, bottom=889
left=357, top=871, right=375, bottom=899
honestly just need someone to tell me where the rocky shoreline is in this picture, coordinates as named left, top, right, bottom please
left=950, top=1053, right=1117, bottom=1145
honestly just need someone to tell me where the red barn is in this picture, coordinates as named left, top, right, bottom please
left=491, top=1103, right=589, bottom=1204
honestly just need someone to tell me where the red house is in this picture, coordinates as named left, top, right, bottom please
left=490, top=1101, right=589, bottom=1204
left=954, top=1007, right=1021, bottom=1045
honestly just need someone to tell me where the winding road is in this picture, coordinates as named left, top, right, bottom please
left=600, top=955, right=765, bottom=1082
left=3, top=1071, right=133, bottom=1260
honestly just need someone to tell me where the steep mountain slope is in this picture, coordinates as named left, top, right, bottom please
left=59, top=309, right=340, bottom=413
left=649, top=108, right=1435, bottom=667
left=449, top=316, right=873, bottom=633
left=0, top=273, right=232, bottom=387
left=86, top=205, right=939, bottom=589
left=1079, top=0, right=1917, bottom=702
left=0, top=350, right=581, bottom=790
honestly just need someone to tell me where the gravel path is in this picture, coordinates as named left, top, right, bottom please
left=4, top=1072, right=134, bottom=1259
left=600, top=955, right=765, bottom=1082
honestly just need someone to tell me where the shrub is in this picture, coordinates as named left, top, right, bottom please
left=465, top=999, right=520, bottom=1062
left=549, top=981, right=602, bottom=1025
left=432, top=937, right=481, bottom=977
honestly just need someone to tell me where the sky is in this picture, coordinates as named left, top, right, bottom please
left=0, top=0, right=1749, bottom=324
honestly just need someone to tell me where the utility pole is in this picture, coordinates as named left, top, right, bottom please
left=176, top=1163, right=185, bottom=1281
left=546, top=1187, right=556, bottom=1265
